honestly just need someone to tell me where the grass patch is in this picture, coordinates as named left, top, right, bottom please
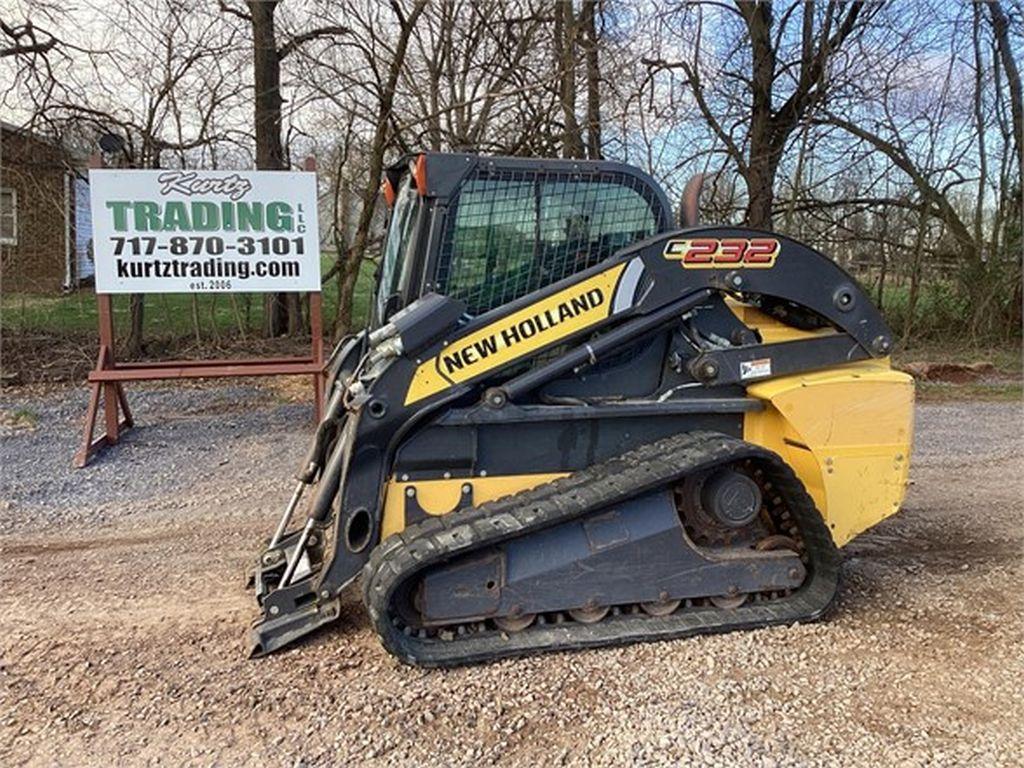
left=1, top=253, right=377, bottom=340
left=871, top=277, right=1021, bottom=348
left=876, top=281, right=965, bottom=343
left=916, top=380, right=1023, bottom=402
left=11, top=407, right=39, bottom=425
left=0, top=407, right=40, bottom=432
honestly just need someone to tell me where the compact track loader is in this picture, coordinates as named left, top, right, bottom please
left=249, top=152, right=914, bottom=666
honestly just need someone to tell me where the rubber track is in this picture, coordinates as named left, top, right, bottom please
left=361, top=431, right=840, bottom=667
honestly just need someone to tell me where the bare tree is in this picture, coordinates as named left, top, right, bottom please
left=297, top=0, right=428, bottom=336
left=218, top=0, right=349, bottom=336
left=402, top=1, right=552, bottom=155
left=1, top=17, right=58, bottom=58
left=554, top=0, right=584, bottom=158
left=644, top=1, right=879, bottom=228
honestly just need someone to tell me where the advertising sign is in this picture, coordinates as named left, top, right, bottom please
left=89, top=169, right=321, bottom=293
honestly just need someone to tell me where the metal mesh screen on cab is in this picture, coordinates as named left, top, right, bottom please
left=435, top=169, right=662, bottom=316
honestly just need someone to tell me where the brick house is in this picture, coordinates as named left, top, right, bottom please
left=1, top=122, right=89, bottom=293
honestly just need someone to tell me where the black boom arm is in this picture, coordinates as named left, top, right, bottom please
left=608, top=226, right=891, bottom=356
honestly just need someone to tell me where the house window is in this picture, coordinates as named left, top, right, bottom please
left=0, top=188, right=17, bottom=245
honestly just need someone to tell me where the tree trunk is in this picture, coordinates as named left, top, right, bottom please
left=329, top=165, right=354, bottom=338
left=248, top=0, right=290, bottom=337
left=876, top=244, right=888, bottom=309
left=285, top=293, right=302, bottom=335
left=126, top=293, right=145, bottom=356
left=335, top=254, right=361, bottom=339
left=741, top=1, right=777, bottom=228
left=972, top=3, right=988, bottom=251
left=744, top=154, right=779, bottom=229
left=334, top=0, right=428, bottom=337
left=782, top=123, right=811, bottom=235
left=555, top=1, right=584, bottom=159
left=250, top=1, right=284, bottom=169
left=190, top=295, right=202, bottom=344
left=988, top=1, right=1023, bottom=189
left=901, top=206, right=930, bottom=345
left=875, top=206, right=890, bottom=309
left=581, top=0, right=601, bottom=160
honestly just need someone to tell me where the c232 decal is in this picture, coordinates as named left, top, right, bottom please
left=663, top=238, right=780, bottom=269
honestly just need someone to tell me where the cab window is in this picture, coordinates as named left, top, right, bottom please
left=377, top=176, right=420, bottom=321
left=435, top=170, right=663, bottom=316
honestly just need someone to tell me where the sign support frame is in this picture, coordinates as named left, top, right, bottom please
left=74, top=155, right=325, bottom=468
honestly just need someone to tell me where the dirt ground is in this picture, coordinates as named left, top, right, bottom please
left=0, top=385, right=1021, bottom=767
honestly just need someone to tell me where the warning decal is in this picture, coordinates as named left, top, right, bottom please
left=740, top=358, right=773, bottom=380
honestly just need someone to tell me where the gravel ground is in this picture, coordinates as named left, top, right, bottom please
left=0, top=382, right=308, bottom=532
left=0, top=384, right=1021, bottom=767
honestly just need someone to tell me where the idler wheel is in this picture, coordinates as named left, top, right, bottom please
left=700, top=469, right=762, bottom=528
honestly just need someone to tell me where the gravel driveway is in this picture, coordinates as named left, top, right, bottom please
left=1, top=384, right=1021, bottom=767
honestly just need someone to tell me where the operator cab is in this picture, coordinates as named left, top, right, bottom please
left=373, top=152, right=674, bottom=328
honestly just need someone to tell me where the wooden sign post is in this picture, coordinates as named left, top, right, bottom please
left=75, top=156, right=325, bottom=468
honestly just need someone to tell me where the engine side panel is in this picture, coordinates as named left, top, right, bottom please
left=742, top=360, right=915, bottom=546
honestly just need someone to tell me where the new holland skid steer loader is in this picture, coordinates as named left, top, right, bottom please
left=249, top=152, right=914, bottom=666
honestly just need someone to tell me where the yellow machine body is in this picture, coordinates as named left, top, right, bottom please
left=744, top=360, right=914, bottom=545
left=381, top=354, right=914, bottom=547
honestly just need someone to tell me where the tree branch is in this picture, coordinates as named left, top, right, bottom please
left=1, top=19, right=57, bottom=58
left=217, top=0, right=252, bottom=23
left=821, top=113, right=976, bottom=252
left=278, top=25, right=351, bottom=60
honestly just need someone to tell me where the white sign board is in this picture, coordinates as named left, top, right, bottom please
left=89, top=169, right=320, bottom=293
